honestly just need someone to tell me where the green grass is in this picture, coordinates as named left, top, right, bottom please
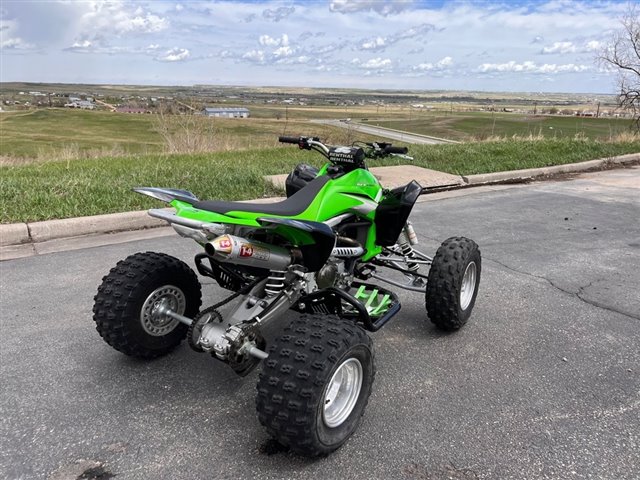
left=0, top=108, right=373, bottom=159
left=0, top=109, right=163, bottom=157
left=2, top=138, right=638, bottom=223
left=363, top=112, right=633, bottom=141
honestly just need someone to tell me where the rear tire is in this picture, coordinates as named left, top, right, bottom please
left=93, top=252, right=202, bottom=359
left=426, top=237, right=481, bottom=331
left=256, top=315, right=375, bottom=457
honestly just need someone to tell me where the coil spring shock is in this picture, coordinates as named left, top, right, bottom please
left=265, top=270, right=287, bottom=297
left=399, top=242, right=420, bottom=272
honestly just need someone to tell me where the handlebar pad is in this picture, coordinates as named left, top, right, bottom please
left=279, top=136, right=301, bottom=144
left=384, top=146, right=409, bottom=155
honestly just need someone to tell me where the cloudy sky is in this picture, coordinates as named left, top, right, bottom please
left=0, top=0, right=630, bottom=93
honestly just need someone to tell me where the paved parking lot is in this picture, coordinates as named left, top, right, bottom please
left=1, top=167, right=638, bottom=479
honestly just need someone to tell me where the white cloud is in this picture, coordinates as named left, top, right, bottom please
left=259, top=34, right=289, bottom=47
left=411, top=56, right=453, bottom=72
left=359, top=57, right=392, bottom=69
left=360, top=36, right=387, bottom=51
left=262, top=6, right=295, bottom=22
left=357, top=23, right=434, bottom=52
left=478, top=60, right=589, bottom=74
left=585, top=40, right=602, bottom=51
left=242, top=49, right=265, bottom=63
left=330, top=0, right=412, bottom=16
left=1, top=36, right=34, bottom=49
left=542, top=41, right=576, bottom=54
left=273, top=45, right=293, bottom=58
left=157, top=47, right=190, bottom=62
left=0, top=18, right=34, bottom=50
left=71, top=40, right=92, bottom=49
left=542, top=39, right=605, bottom=54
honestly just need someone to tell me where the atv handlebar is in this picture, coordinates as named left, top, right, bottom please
left=384, top=145, right=408, bottom=155
left=278, top=135, right=413, bottom=161
left=278, top=136, right=301, bottom=144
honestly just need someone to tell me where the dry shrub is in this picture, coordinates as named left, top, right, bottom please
left=154, top=110, right=219, bottom=153
left=478, top=133, right=546, bottom=142
left=609, top=131, right=639, bottom=142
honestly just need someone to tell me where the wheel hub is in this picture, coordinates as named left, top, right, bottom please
left=141, top=285, right=186, bottom=336
left=460, top=261, right=477, bottom=311
left=323, top=358, right=363, bottom=428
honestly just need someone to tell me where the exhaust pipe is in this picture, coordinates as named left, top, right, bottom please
left=205, top=234, right=294, bottom=270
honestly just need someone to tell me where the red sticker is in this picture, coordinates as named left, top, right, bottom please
left=219, top=238, right=231, bottom=249
left=239, top=245, right=254, bottom=257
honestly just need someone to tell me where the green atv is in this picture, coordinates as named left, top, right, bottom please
left=93, top=136, right=481, bottom=456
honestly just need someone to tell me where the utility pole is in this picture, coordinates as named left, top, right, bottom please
left=534, top=102, right=537, bottom=115
left=596, top=102, right=601, bottom=118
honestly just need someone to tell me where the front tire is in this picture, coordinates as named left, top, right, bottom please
left=256, top=315, right=375, bottom=457
left=426, top=237, right=481, bottom=331
left=93, top=252, right=202, bottom=359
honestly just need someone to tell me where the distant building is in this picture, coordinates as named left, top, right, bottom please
left=64, top=99, right=95, bottom=109
left=202, top=107, right=250, bottom=118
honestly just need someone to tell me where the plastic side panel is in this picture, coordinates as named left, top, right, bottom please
left=172, top=201, right=260, bottom=226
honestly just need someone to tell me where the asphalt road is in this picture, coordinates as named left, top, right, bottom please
left=1, top=168, right=639, bottom=480
left=311, top=119, right=452, bottom=144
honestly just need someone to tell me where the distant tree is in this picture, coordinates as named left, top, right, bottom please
left=599, top=5, right=640, bottom=130
left=549, top=107, right=559, bottom=115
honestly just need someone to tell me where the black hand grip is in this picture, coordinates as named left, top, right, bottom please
left=279, top=136, right=301, bottom=144
left=384, top=145, right=408, bottom=155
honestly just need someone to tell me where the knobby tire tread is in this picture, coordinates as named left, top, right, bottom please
left=93, top=251, right=202, bottom=359
left=425, top=236, right=481, bottom=331
left=256, top=314, right=375, bottom=457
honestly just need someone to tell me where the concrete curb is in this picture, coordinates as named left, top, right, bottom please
left=0, top=223, right=30, bottom=247
left=1, top=154, right=638, bottom=249
left=0, top=197, right=284, bottom=249
left=462, top=153, right=640, bottom=185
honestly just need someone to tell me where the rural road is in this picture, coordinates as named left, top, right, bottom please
left=312, top=119, right=454, bottom=144
left=1, top=168, right=639, bottom=479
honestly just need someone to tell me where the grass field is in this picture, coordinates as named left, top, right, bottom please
left=2, top=108, right=633, bottom=161
left=2, top=137, right=638, bottom=223
left=0, top=108, right=375, bottom=160
left=363, top=112, right=632, bottom=141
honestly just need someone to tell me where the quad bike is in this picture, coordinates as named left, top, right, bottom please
left=93, top=136, right=481, bottom=456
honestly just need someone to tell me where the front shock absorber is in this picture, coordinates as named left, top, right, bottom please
left=398, top=222, right=420, bottom=272
left=265, top=270, right=287, bottom=297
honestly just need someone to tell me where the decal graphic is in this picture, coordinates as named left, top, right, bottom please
left=240, top=243, right=270, bottom=261
left=216, top=236, right=233, bottom=253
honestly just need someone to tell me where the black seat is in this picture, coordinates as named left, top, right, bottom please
left=193, top=175, right=329, bottom=217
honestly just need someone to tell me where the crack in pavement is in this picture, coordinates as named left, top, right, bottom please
left=484, top=256, right=640, bottom=321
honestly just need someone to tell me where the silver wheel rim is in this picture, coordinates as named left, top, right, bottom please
left=140, top=285, right=186, bottom=336
left=460, top=261, right=477, bottom=311
left=323, top=358, right=363, bottom=428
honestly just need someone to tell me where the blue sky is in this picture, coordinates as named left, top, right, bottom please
left=0, top=0, right=630, bottom=93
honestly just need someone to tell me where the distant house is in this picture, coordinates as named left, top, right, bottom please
left=65, top=99, right=95, bottom=110
left=203, top=107, right=250, bottom=118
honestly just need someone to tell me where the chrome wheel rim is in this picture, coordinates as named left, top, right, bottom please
left=460, top=261, right=477, bottom=311
left=323, top=358, right=363, bottom=428
left=140, top=285, right=186, bottom=336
